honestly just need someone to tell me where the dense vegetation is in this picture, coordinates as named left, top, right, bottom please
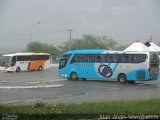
left=1, top=35, right=159, bottom=62
left=25, top=34, right=126, bottom=61
left=0, top=98, right=160, bottom=120
left=25, top=41, right=59, bottom=60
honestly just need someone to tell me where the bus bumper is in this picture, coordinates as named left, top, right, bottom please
left=59, top=73, right=68, bottom=79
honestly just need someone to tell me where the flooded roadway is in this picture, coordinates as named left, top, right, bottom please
left=0, top=65, right=160, bottom=104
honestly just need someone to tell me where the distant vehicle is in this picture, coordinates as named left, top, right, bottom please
left=59, top=50, right=159, bottom=83
left=1, top=53, right=51, bottom=72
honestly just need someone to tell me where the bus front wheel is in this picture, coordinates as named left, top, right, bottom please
left=118, top=74, right=126, bottom=83
left=70, top=72, right=78, bottom=80
left=16, top=67, right=20, bottom=72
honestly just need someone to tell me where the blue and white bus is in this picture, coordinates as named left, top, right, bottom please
left=59, top=50, right=159, bottom=83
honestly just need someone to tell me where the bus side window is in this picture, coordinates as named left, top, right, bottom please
left=76, top=55, right=81, bottom=62
left=140, top=54, right=146, bottom=62
left=106, top=55, right=109, bottom=62
left=133, top=54, right=141, bottom=63
left=127, top=54, right=133, bottom=63
left=82, top=55, right=87, bottom=62
left=95, top=55, right=101, bottom=62
left=113, top=54, right=120, bottom=63
left=121, top=54, right=126, bottom=63
left=85, top=55, right=91, bottom=62
left=107, top=55, right=114, bottom=63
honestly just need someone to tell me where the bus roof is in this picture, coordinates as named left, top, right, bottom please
left=3, top=53, right=50, bottom=57
left=63, top=49, right=150, bottom=55
left=64, top=50, right=106, bottom=54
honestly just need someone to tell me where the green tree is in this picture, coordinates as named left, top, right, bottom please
left=59, top=34, right=118, bottom=53
left=25, top=41, right=58, bottom=60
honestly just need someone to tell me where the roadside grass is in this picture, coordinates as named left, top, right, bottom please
left=0, top=98, right=160, bottom=120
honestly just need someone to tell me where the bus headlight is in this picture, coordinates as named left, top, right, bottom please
left=61, top=74, right=67, bottom=78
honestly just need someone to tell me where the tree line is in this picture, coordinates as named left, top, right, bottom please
left=25, top=35, right=127, bottom=61
left=1, top=34, right=159, bottom=63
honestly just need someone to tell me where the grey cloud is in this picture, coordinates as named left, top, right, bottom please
left=0, top=0, right=159, bottom=51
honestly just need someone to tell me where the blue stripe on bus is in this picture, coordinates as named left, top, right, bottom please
left=112, top=63, right=119, bottom=72
left=112, top=51, right=125, bottom=72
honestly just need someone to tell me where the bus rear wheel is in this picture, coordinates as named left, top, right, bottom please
left=118, top=74, right=126, bottom=83
left=70, top=72, right=78, bottom=80
left=16, top=67, right=20, bottom=72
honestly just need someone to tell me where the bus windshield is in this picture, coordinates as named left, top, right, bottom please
left=59, top=54, right=71, bottom=69
left=1, top=56, right=12, bottom=67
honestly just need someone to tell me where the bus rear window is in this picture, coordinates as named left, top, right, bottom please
left=150, top=53, right=159, bottom=61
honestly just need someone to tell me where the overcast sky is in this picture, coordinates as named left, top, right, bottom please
left=0, top=0, right=160, bottom=51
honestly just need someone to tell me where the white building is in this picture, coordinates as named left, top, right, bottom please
left=144, top=42, right=160, bottom=52
left=124, top=42, right=151, bottom=52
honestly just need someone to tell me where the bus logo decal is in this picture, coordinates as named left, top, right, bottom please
left=98, top=64, right=113, bottom=78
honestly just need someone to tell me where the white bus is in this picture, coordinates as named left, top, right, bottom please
left=1, top=53, right=51, bottom=72
left=59, top=50, right=159, bottom=83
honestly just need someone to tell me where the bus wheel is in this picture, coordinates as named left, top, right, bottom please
left=118, top=74, right=126, bottom=83
left=16, top=67, right=20, bottom=72
left=70, top=72, right=78, bottom=80
left=82, top=78, right=87, bottom=81
left=38, top=66, right=43, bottom=71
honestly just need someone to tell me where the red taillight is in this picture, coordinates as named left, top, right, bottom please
left=148, top=68, right=150, bottom=74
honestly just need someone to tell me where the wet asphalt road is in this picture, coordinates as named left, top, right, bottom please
left=0, top=65, right=160, bottom=104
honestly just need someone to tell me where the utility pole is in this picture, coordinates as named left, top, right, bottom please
left=30, top=21, right=40, bottom=42
left=150, top=35, right=152, bottom=42
left=67, top=29, right=74, bottom=51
